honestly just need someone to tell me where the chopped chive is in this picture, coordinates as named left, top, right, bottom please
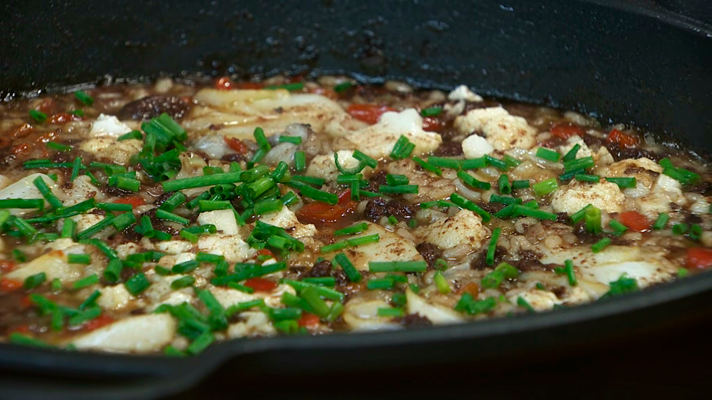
left=227, top=282, right=255, bottom=294
left=517, top=297, right=535, bottom=312
left=591, top=237, right=612, bottom=253
left=320, top=233, right=380, bottom=253
left=498, top=174, right=511, bottom=194
left=536, top=147, right=561, bottom=162
left=158, top=192, right=187, bottom=212
left=386, top=174, right=409, bottom=186
left=367, top=278, right=395, bottom=290
left=118, top=130, right=143, bottom=141
left=503, top=155, right=522, bottom=168
left=652, top=213, right=669, bottom=230
left=103, top=258, right=123, bottom=283
left=570, top=204, right=592, bottom=224
left=73, top=274, right=99, bottom=290
left=608, top=219, right=628, bottom=235
left=254, top=199, right=283, bottom=215
left=111, top=212, right=136, bottom=231
left=278, top=135, right=302, bottom=145
left=171, top=276, right=196, bottom=290
left=678, top=268, right=689, bottom=278
left=97, top=202, right=132, bottom=212
left=512, top=205, right=557, bottom=221
left=161, top=171, right=242, bottom=192
left=76, top=216, right=114, bottom=240
left=352, top=150, right=378, bottom=169
left=369, top=260, right=427, bottom=273
left=379, top=184, right=418, bottom=194
left=301, top=287, right=331, bottom=318
left=672, top=223, right=688, bottom=235
left=0, top=198, right=44, bottom=209
left=291, top=175, right=326, bottom=187
left=80, top=238, right=118, bottom=259
left=457, top=170, right=491, bottom=190
left=413, top=156, right=442, bottom=176
left=295, top=185, right=338, bottom=205
left=68, top=254, right=91, bottom=264
left=435, top=259, right=449, bottom=270
left=450, top=193, right=491, bottom=222
left=434, top=271, right=451, bottom=294
left=333, top=253, right=363, bottom=282
left=24, top=272, right=46, bottom=289
left=46, top=141, right=71, bottom=152
left=390, top=135, right=412, bottom=160
left=486, top=228, right=501, bottom=266
left=461, top=157, right=487, bottom=170
left=69, top=109, right=84, bottom=117
left=421, top=107, right=442, bottom=117
left=294, top=151, right=306, bottom=172
left=532, top=178, right=559, bottom=196
left=334, top=222, right=369, bottom=237
left=387, top=215, right=398, bottom=225
left=606, top=177, right=637, bottom=189
left=32, top=176, right=62, bottom=209
left=484, top=155, right=508, bottom=171
left=585, top=206, right=602, bottom=234
left=555, top=259, right=578, bottom=286
left=689, top=224, right=702, bottom=241
left=155, top=209, right=189, bottom=225
left=12, top=249, right=27, bottom=262
left=301, top=277, right=336, bottom=286
left=428, top=157, right=461, bottom=169
left=408, top=219, right=417, bottom=228
left=266, top=82, right=305, bottom=91
left=563, top=156, right=594, bottom=173
left=70, top=156, right=83, bottom=183
left=489, top=194, right=520, bottom=205
left=377, top=307, right=405, bottom=317
left=9, top=333, right=52, bottom=348
left=334, top=82, right=355, bottom=92
left=172, top=260, right=200, bottom=274
left=79, top=290, right=101, bottom=310
left=562, top=144, right=581, bottom=162
left=336, top=174, right=363, bottom=185
left=603, top=274, right=638, bottom=297
left=198, top=200, right=232, bottom=212
left=74, top=90, right=94, bottom=106
left=659, top=158, right=700, bottom=185
left=29, top=110, right=47, bottom=123
left=187, top=331, right=214, bottom=355
left=124, top=272, right=151, bottom=295
left=575, top=174, right=600, bottom=183
left=112, top=176, right=141, bottom=192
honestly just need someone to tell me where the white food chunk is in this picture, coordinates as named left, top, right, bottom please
left=97, top=285, right=132, bottom=310
left=197, top=209, right=239, bottom=235
left=0, top=173, right=60, bottom=215
left=306, top=150, right=360, bottom=182
left=405, top=289, right=463, bottom=324
left=551, top=180, right=625, bottom=214
left=70, top=314, right=176, bottom=354
left=5, top=251, right=84, bottom=282
left=604, top=157, right=662, bottom=198
left=345, top=109, right=442, bottom=159
left=454, top=107, right=537, bottom=151
left=63, top=175, right=104, bottom=206
left=89, top=114, right=132, bottom=137
left=210, top=284, right=296, bottom=309
left=259, top=207, right=316, bottom=239
left=79, top=137, right=142, bottom=165
left=461, top=134, right=494, bottom=158
left=638, top=174, right=687, bottom=218
left=415, top=209, right=488, bottom=250
left=506, top=288, right=562, bottom=312
left=448, top=85, right=483, bottom=102
left=71, top=214, right=114, bottom=240
left=154, top=240, right=194, bottom=255
left=197, top=234, right=255, bottom=263
left=227, top=311, right=276, bottom=338
left=343, top=298, right=400, bottom=331
left=191, top=134, right=229, bottom=159
left=327, top=223, right=422, bottom=271
left=557, top=135, right=592, bottom=159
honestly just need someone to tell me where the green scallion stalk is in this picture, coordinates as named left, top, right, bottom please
left=503, top=155, right=522, bottom=168
left=162, top=171, right=243, bottom=192
left=80, top=238, right=118, bottom=259
left=46, top=141, right=71, bottom=152
left=562, top=144, right=581, bottom=162
left=12, top=249, right=27, bottom=262
left=575, top=174, right=600, bottom=183
left=76, top=216, right=114, bottom=240
left=457, top=170, right=491, bottom=190
left=266, top=82, right=305, bottom=91
left=301, top=287, right=331, bottom=317
left=461, top=158, right=486, bottom=170
left=563, top=156, right=594, bottom=173
left=0, top=198, right=44, bottom=209
left=158, top=192, right=187, bottom=212
left=412, top=156, right=442, bottom=176
left=570, top=204, right=592, bottom=224
left=254, top=198, right=283, bottom=215
left=333, top=253, right=363, bottom=283
left=74, top=90, right=94, bottom=106
left=532, top=178, right=559, bottom=196
left=379, top=184, right=419, bottom=194
left=73, top=274, right=99, bottom=290
left=124, top=272, right=151, bottom=295
left=387, top=215, right=398, bottom=225
left=104, top=258, right=123, bottom=283
left=421, top=107, right=442, bottom=117
left=171, top=276, right=196, bottom=290
left=24, top=272, right=46, bottom=289
left=485, top=155, right=508, bottom=171
left=498, top=174, right=511, bottom=194
left=386, top=174, right=409, bottom=186
left=32, top=176, right=62, bottom=209
left=301, top=277, right=337, bottom=287
left=555, top=259, right=578, bottom=286
left=297, top=185, right=338, bottom=205
left=118, top=130, right=143, bottom=141
left=377, top=307, right=405, bottom=317
left=67, top=254, right=91, bottom=264
left=353, top=150, right=378, bottom=169
left=512, top=205, right=557, bottom=221
left=606, top=177, right=637, bottom=189
left=591, top=237, right=612, bottom=253
left=29, top=110, right=47, bottom=123
left=609, top=219, right=628, bottom=235
left=489, top=194, right=520, bottom=205
left=428, top=156, right=461, bottom=169
left=155, top=209, right=189, bottom=225
left=434, top=271, right=451, bottom=294
left=369, top=260, right=427, bottom=273
left=111, top=212, right=136, bottom=231
left=486, top=228, right=501, bottom=266
left=334, top=222, right=369, bottom=236
left=652, top=213, right=669, bottom=230
left=278, top=135, right=302, bottom=144
left=672, top=223, right=688, bottom=235
left=585, top=206, right=602, bottom=234
left=113, top=176, right=141, bottom=192
left=291, top=175, right=326, bottom=187
left=320, top=233, right=380, bottom=253
left=536, top=147, right=561, bottom=162
left=367, top=278, right=395, bottom=290
left=294, top=151, right=307, bottom=172
left=689, top=224, right=702, bottom=241
left=449, top=193, right=491, bottom=222
left=390, top=135, right=412, bottom=160
left=510, top=180, right=530, bottom=190
left=517, top=297, right=536, bottom=312
left=187, top=331, right=215, bottom=355
left=79, top=290, right=101, bottom=310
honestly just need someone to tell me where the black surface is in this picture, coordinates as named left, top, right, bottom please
left=0, top=0, right=712, bottom=398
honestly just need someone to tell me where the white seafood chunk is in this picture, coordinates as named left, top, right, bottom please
left=197, top=209, right=239, bottom=235
left=227, top=311, right=276, bottom=338
left=414, top=209, right=488, bottom=250
left=70, top=314, right=176, bottom=354
left=79, top=137, right=142, bottom=165
left=89, top=114, right=132, bottom=137
left=638, top=174, right=687, bottom=217
left=454, top=107, right=537, bottom=151
left=197, top=235, right=255, bottom=263
left=258, top=207, right=316, bottom=238
left=557, top=135, right=592, bottom=159
left=0, top=173, right=60, bottom=215
left=97, top=285, right=132, bottom=311
left=405, top=289, right=463, bottom=324
left=447, top=85, right=483, bottom=102
left=343, top=298, right=400, bottom=331
left=306, top=150, right=360, bottom=182
left=345, top=109, right=442, bottom=159
left=461, top=134, right=494, bottom=158
left=327, top=223, right=422, bottom=271
left=5, top=251, right=84, bottom=282
left=551, top=180, right=625, bottom=214
left=604, top=157, right=662, bottom=198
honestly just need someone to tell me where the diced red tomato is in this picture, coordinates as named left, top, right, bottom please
left=13, top=325, right=31, bottom=334
left=113, top=196, right=146, bottom=207
left=84, top=315, right=114, bottom=331
left=215, top=77, right=234, bottom=90
left=48, top=113, right=80, bottom=125
left=0, top=278, right=23, bottom=293
left=243, top=278, right=278, bottom=292
left=337, top=189, right=353, bottom=205
left=607, top=129, right=640, bottom=148
left=224, top=137, right=249, bottom=154
left=296, top=202, right=352, bottom=224
left=460, top=282, right=480, bottom=297
left=255, top=249, right=275, bottom=260
left=234, top=82, right=265, bottom=90
left=347, top=104, right=397, bottom=125
left=297, top=313, right=320, bottom=327
left=422, top=117, right=444, bottom=132
left=687, top=248, right=712, bottom=270
left=550, top=122, right=584, bottom=139
left=0, top=260, right=17, bottom=273
left=619, top=211, right=651, bottom=232
left=20, top=295, right=33, bottom=309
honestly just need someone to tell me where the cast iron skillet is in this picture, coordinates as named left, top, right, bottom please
left=1, top=0, right=712, bottom=398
